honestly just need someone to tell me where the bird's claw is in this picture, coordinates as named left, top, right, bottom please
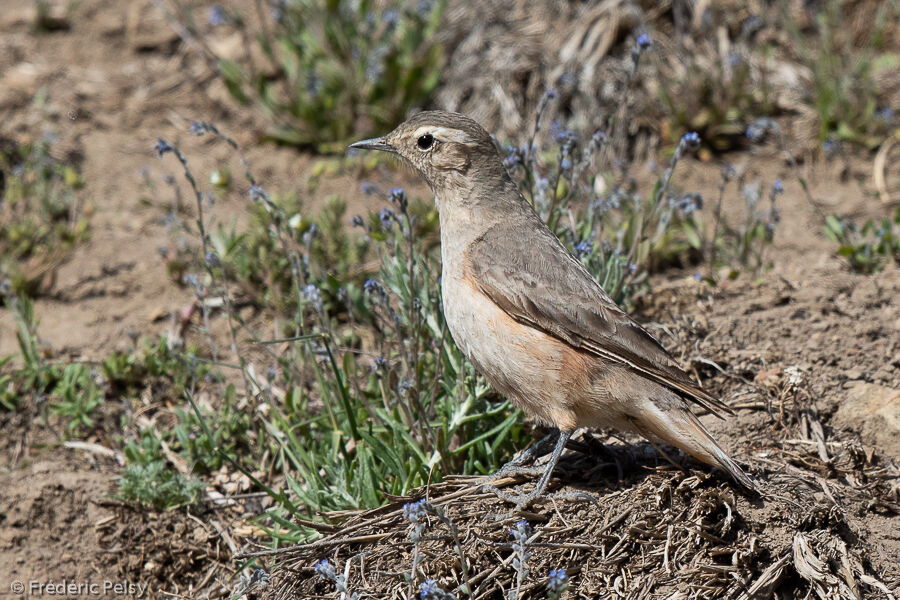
left=480, top=482, right=544, bottom=509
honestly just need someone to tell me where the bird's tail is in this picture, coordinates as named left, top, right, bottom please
left=633, top=402, right=759, bottom=493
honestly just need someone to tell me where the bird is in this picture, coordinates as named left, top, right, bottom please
left=350, top=110, right=756, bottom=507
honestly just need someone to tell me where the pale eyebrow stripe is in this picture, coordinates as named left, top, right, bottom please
left=413, top=125, right=471, bottom=143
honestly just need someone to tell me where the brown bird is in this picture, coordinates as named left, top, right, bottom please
left=351, top=111, right=756, bottom=506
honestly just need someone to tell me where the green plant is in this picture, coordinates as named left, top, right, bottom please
left=658, top=43, right=774, bottom=152
left=117, top=431, right=203, bottom=510
left=1, top=295, right=63, bottom=410
left=257, top=190, right=523, bottom=539
left=1, top=297, right=102, bottom=434
left=49, top=363, right=103, bottom=436
left=171, top=384, right=252, bottom=473
left=504, top=92, right=707, bottom=305
left=207, top=192, right=369, bottom=316
left=0, top=136, right=88, bottom=296
left=156, top=124, right=522, bottom=540
left=216, top=0, right=445, bottom=151
left=824, top=207, right=900, bottom=273
left=787, top=0, right=899, bottom=147
left=118, top=430, right=204, bottom=510
left=685, top=168, right=782, bottom=281
left=101, top=336, right=213, bottom=399
left=117, top=461, right=203, bottom=510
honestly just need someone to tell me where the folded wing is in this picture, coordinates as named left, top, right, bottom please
left=466, top=218, right=732, bottom=418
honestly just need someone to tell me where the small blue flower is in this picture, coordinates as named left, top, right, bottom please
left=547, top=568, right=569, bottom=599
left=745, top=118, right=777, bottom=143
left=560, top=157, right=572, bottom=171
left=379, top=207, right=394, bottom=231
left=248, top=184, right=268, bottom=203
left=419, top=578, right=452, bottom=600
left=350, top=215, right=365, bottom=228
left=204, top=251, right=221, bottom=268
left=574, top=240, right=593, bottom=259
left=364, top=279, right=388, bottom=303
left=189, top=121, right=212, bottom=136
left=364, top=279, right=381, bottom=294
left=681, top=131, right=701, bottom=147
left=302, top=284, right=323, bottom=312
left=590, top=129, right=608, bottom=147
left=772, top=179, right=784, bottom=195
left=510, top=519, right=531, bottom=540
left=360, top=181, right=379, bottom=196
left=636, top=33, right=652, bottom=50
left=403, top=498, right=428, bottom=523
left=382, top=9, right=399, bottom=27
left=373, top=355, right=387, bottom=372
left=208, top=5, right=228, bottom=26
left=153, top=138, right=173, bottom=158
left=415, top=0, right=436, bottom=16
left=388, top=187, right=408, bottom=212
left=313, top=559, right=336, bottom=581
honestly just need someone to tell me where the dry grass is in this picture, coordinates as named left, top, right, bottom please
left=240, top=400, right=898, bottom=598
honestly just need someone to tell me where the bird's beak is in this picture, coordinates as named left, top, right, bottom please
left=349, top=137, right=395, bottom=153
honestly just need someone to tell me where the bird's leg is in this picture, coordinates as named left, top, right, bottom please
left=485, top=430, right=560, bottom=481
left=482, top=430, right=574, bottom=508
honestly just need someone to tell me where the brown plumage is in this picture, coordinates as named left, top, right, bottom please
left=351, top=111, right=756, bottom=505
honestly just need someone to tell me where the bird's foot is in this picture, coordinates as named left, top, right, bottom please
left=480, top=484, right=598, bottom=510
left=481, top=482, right=545, bottom=510
left=478, top=430, right=575, bottom=509
left=548, top=490, right=601, bottom=508
left=484, top=463, right=547, bottom=483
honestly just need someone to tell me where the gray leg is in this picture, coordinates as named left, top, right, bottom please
left=486, top=430, right=559, bottom=481
left=482, top=430, right=574, bottom=508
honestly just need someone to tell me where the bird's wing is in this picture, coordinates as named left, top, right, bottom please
left=467, top=218, right=732, bottom=417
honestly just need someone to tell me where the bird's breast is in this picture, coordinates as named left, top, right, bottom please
left=440, top=269, right=594, bottom=430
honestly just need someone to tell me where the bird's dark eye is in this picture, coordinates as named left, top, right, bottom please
left=417, top=134, right=434, bottom=150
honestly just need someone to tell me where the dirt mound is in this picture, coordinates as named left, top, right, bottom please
left=255, top=436, right=897, bottom=598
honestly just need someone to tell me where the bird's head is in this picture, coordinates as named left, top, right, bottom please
left=349, top=111, right=507, bottom=193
